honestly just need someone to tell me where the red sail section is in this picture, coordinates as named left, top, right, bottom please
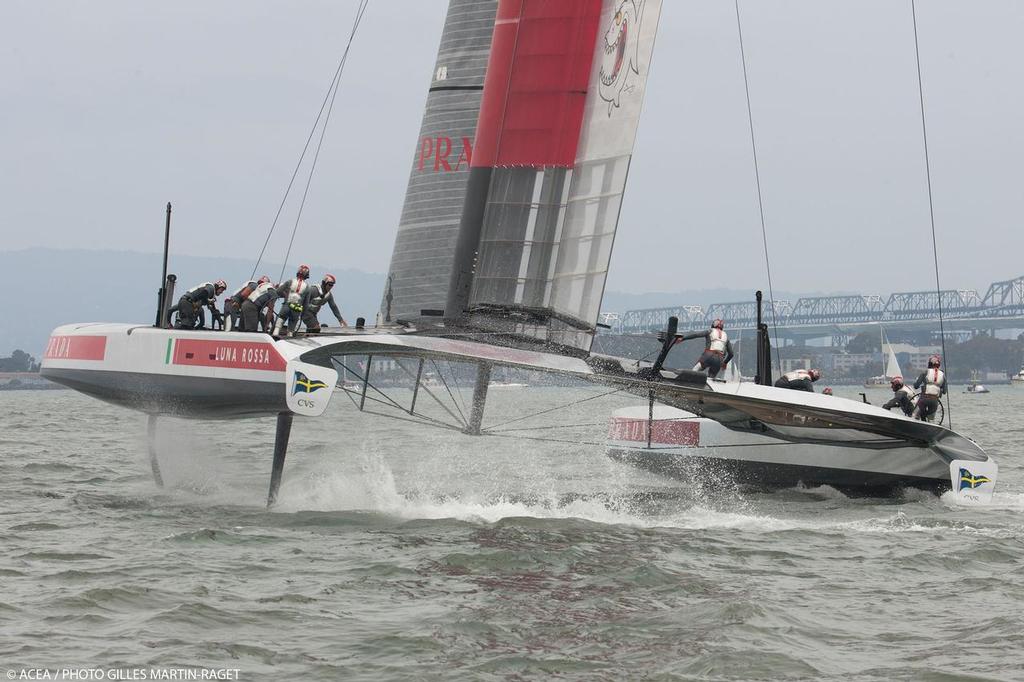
left=473, top=0, right=601, bottom=168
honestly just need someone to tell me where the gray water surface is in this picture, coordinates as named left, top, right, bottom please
left=1, top=386, right=1022, bottom=680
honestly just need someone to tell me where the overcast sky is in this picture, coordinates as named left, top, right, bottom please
left=2, top=0, right=1022, bottom=298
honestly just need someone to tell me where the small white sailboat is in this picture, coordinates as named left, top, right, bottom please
left=966, top=372, right=991, bottom=394
left=864, top=328, right=902, bottom=388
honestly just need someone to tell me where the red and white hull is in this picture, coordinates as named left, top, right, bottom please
left=41, top=324, right=302, bottom=418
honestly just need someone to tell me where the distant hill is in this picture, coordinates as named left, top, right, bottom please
left=0, top=248, right=386, bottom=356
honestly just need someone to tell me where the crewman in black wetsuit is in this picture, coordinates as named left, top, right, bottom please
left=774, top=368, right=821, bottom=392
left=172, top=280, right=226, bottom=329
left=240, top=277, right=277, bottom=333
left=912, top=355, right=947, bottom=422
left=667, top=318, right=734, bottom=378
left=882, top=376, right=916, bottom=416
left=301, top=274, right=347, bottom=333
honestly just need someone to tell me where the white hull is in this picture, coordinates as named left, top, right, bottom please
left=606, top=402, right=990, bottom=494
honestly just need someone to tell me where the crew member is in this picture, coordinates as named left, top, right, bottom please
left=273, top=264, right=312, bottom=338
left=172, top=280, right=226, bottom=329
left=301, top=274, right=347, bottom=333
left=774, top=368, right=822, bottom=392
left=822, top=387, right=834, bottom=396
left=240, top=277, right=277, bottom=333
left=912, top=355, right=946, bottom=422
left=882, top=376, right=915, bottom=416
left=224, top=279, right=260, bottom=331
left=670, top=319, right=734, bottom=378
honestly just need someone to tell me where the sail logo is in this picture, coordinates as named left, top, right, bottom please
left=418, top=136, right=472, bottom=172
left=959, top=468, right=992, bottom=491
left=293, top=371, right=328, bottom=395
left=599, top=0, right=646, bottom=116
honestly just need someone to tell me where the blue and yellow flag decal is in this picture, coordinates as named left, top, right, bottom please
left=959, top=468, right=992, bottom=491
left=293, top=371, right=328, bottom=395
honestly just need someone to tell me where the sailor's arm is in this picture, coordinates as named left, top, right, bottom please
left=723, top=340, right=735, bottom=365
left=913, top=372, right=926, bottom=389
left=327, top=293, right=346, bottom=326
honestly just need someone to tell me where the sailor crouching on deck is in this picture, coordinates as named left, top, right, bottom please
left=239, top=276, right=275, bottom=332
left=882, top=376, right=916, bottom=416
left=665, top=319, right=734, bottom=378
left=301, top=274, right=348, bottom=333
left=774, top=368, right=821, bottom=392
left=224, top=279, right=259, bottom=331
left=172, top=280, right=226, bottom=329
left=912, top=355, right=946, bottom=422
left=273, top=264, right=312, bottom=338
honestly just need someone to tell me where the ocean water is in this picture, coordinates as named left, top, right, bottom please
left=1, top=384, right=1022, bottom=680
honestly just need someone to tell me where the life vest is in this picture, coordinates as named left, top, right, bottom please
left=783, top=369, right=812, bottom=383
left=308, top=286, right=330, bottom=314
left=898, top=385, right=915, bottom=401
left=185, top=282, right=214, bottom=302
left=922, top=368, right=945, bottom=397
left=231, top=281, right=256, bottom=301
left=248, top=282, right=277, bottom=307
left=286, top=278, right=308, bottom=306
left=708, top=328, right=728, bottom=353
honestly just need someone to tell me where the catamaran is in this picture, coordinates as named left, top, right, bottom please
left=40, top=0, right=996, bottom=505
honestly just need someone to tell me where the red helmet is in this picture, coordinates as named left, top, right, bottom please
left=322, top=274, right=336, bottom=288
left=891, top=376, right=904, bottom=390
left=257, top=275, right=271, bottom=285
left=822, top=387, right=833, bottom=395
left=214, top=279, right=227, bottom=293
left=297, top=264, right=311, bottom=280
left=808, top=368, right=822, bottom=381
left=928, top=354, right=941, bottom=368
left=711, top=318, right=725, bottom=330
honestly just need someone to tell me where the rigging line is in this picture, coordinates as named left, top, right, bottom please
left=445, top=359, right=470, bottom=417
left=392, top=358, right=469, bottom=427
left=360, top=408, right=465, bottom=434
left=333, top=355, right=411, bottom=414
left=910, top=0, right=951, bottom=429
left=482, top=386, right=626, bottom=432
left=734, top=0, right=782, bottom=373
left=483, top=432, right=609, bottom=448
left=337, top=385, right=463, bottom=431
left=249, top=0, right=367, bottom=280
left=277, top=0, right=370, bottom=282
left=430, top=359, right=469, bottom=425
left=486, top=422, right=610, bottom=434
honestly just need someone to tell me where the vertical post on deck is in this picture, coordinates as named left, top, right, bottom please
left=465, top=362, right=492, bottom=435
left=267, top=412, right=293, bottom=508
left=359, top=355, right=373, bottom=410
left=409, top=358, right=424, bottom=415
left=647, top=390, right=654, bottom=450
left=146, top=414, right=164, bottom=488
left=155, top=202, right=172, bottom=327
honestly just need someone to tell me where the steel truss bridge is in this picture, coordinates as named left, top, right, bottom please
left=604, top=274, right=1024, bottom=343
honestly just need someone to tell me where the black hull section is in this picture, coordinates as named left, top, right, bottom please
left=607, top=447, right=949, bottom=497
left=42, top=368, right=286, bottom=419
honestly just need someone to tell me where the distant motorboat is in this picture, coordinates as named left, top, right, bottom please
left=965, top=383, right=990, bottom=394
left=1012, top=368, right=1024, bottom=384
